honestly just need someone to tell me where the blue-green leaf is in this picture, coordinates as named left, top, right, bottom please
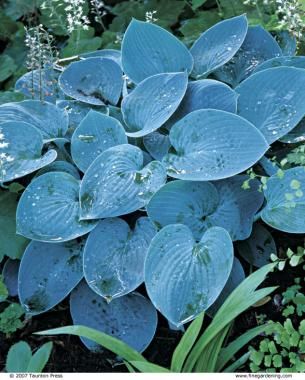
left=35, top=161, right=81, bottom=180
left=147, top=176, right=263, bottom=241
left=190, top=15, right=248, bottom=78
left=84, top=217, right=157, bottom=300
left=81, top=49, right=121, bottom=66
left=145, top=225, right=233, bottom=326
left=0, top=100, right=68, bottom=141
left=80, top=144, right=166, bottom=219
left=122, top=72, right=188, bottom=137
left=207, top=257, right=245, bottom=317
left=236, top=67, right=305, bottom=144
left=261, top=167, right=305, bottom=233
left=163, top=109, right=269, bottom=181
left=71, top=110, right=127, bottom=172
left=59, top=58, right=123, bottom=106
left=3, top=259, right=20, bottom=297
left=70, top=282, right=157, bottom=352
left=122, top=19, right=193, bottom=84
left=16, top=172, right=97, bottom=242
left=214, top=26, right=282, bottom=87
left=253, top=56, right=305, bottom=74
left=143, top=132, right=171, bottom=161
left=18, top=240, right=84, bottom=315
left=237, top=224, right=276, bottom=267
left=0, top=121, right=57, bottom=183
left=166, top=79, right=238, bottom=128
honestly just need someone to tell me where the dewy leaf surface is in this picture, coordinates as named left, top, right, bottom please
left=214, top=26, right=282, bottom=87
left=0, top=121, right=57, bottom=183
left=236, top=67, right=305, bottom=144
left=121, top=72, right=188, bottom=137
left=59, top=58, right=123, bottom=106
left=80, top=144, right=166, bottom=219
left=145, top=225, right=233, bottom=326
left=0, top=100, right=68, bottom=141
left=71, top=110, right=127, bottom=172
left=122, top=19, right=193, bottom=84
left=70, top=282, right=157, bottom=352
left=147, top=176, right=263, bottom=241
left=18, top=240, right=84, bottom=315
left=166, top=79, right=238, bottom=128
left=163, top=109, right=269, bottom=181
left=16, top=172, right=97, bottom=242
left=261, top=167, right=305, bottom=233
left=253, top=56, right=305, bottom=74
left=83, top=217, right=157, bottom=300
left=190, top=15, right=248, bottom=78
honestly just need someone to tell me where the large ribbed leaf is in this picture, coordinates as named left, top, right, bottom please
left=56, top=100, right=109, bottom=138
left=70, top=282, right=158, bottom=352
left=121, top=72, right=188, bottom=137
left=214, top=26, right=282, bottom=87
left=163, top=109, right=269, bottom=181
left=236, top=67, right=305, bottom=144
left=0, top=121, right=57, bottom=183
left=237, top=224, right=276, bottom=267
left=143, top=132, right=171, bottom=161
left=81, top=49, right=122, bottom=66
left=80, top=144, right=166, bottom=219
left=253, top=56, right=305, bottom=74
left=84, top=217, right=157, bottom=300
left=0, top=100, right=68, bottom=141
left=280, top=118, right=305, bottom=144
left=261, top=167, right=305, bottom=233
left=71, top=110, right=127, bottom=172
left=190, top=15, right=248, bottom=79
left=35, top=161, right=81, bottom=180
left=147, top=176, right=263, bottom=241
left=0, top=191, right=28, bottom=261
left=18, top=240, right=84, bottom=315
left=121, top=19, right=193, bottom=84
left=15, top=68, right=64, bottom=103
left=207, top=257, right=245, bottom=317
left=145, top=225, right=233, bottom=326
left=16, top=172, right=97, bottom=242
left=59, top=58, right=123, bottom=106
left=166, top=79, right=238, bottom=128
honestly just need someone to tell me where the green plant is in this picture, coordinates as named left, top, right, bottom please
left=271, top=246, right=305, bottom=271
left=6, top=341, right=53, bottom=373
left=36, top=264, right=277, bottom=372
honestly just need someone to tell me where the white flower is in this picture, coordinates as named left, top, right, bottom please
left=145, top=10, right=158, bottom=23
left=64, top=0, right=90, bottom=33
left=0, top=142, right=9, bottom=149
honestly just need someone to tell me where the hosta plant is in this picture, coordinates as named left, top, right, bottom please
left=1, top=14, right=305, bottom=353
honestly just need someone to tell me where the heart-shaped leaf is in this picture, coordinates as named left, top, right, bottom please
left=166, top=79, right=238, bottom=128
left=59, top=58, right=123, bottom=106
left=145, top=224, right=233, bottom=326
left=35, top=161, right=81, bottom=180
left=0, top=121, right=57, bottom=183
left=261, top=167, right=305, bottom=233
left=0, top=100, right=68, bottom=141
left=143, top=132, right=171, bottom=161
left=81, top=49, right=122, bottom=66
left=122, top=19, right=193, bottom=84
left=3, top=259, right=20, bottom=297
left=237, top=224, right=276, bottom=267
left=71, top=110, right=127, bottom=172
left=207, top=257, right=245, bottom=317
left=80, top=144, right=166, bottom=219
left=214, top=26, right=282, bottom=87
left=121, top=72, right=188, bottom=137
left=147, top=176, right=263, bottom=241
left=84, top=217, right=157, bottom=300
left=70, top=281, right=158, bottom=352
left=163, top=109, right=269, bottom=181
left=236, top=67, right=305, bottom=144
left=56, top=100, right=109, bottom=138
left=277, top=31, right=296, bottom=56
left=18, top=240, right=84, bottom=315
left=0, top=190, right=29, bottom=261
left=254, top=56, right=305, bottom=74
left=15, top=68, right=64, bottom=103
left=280, top=118, right=305, bottom=144
left=17, top=172, right=98, bottom=242
left=190, top=15, right=248, bottom=78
